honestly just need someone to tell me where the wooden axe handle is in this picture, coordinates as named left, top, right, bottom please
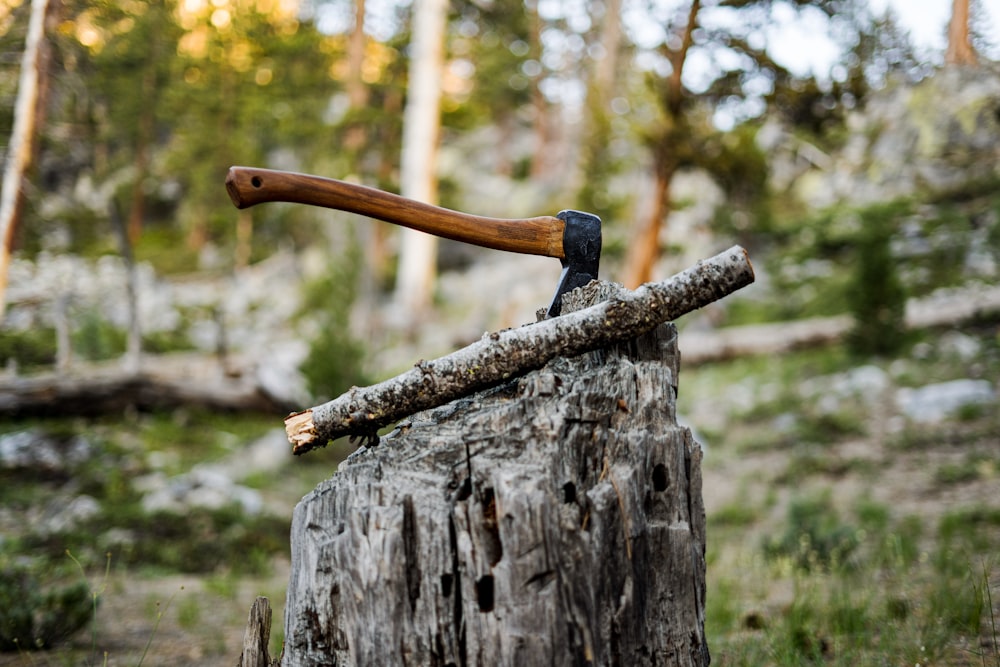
left=226, top=166, right=565, bottom=259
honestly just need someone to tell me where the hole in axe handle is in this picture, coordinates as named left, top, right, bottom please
left=251, top=176, right=263, bottom=188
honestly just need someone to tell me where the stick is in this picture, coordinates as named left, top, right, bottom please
left=287, top=245, right=754, bottom=454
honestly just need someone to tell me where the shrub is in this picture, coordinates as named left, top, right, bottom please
left=845, top=202, right=908, bottom=356
left=0, top=563, right=92, bottom=651
left=297, top=248, right=369, bottom=402
left=764, top=491, right=859, bottom=571
left=0, top=327, right=57, bottom=370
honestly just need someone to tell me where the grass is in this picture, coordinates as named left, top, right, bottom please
left=0, top=407, right=337, bottom=660
left=3, top=295, right=998, bottom=663
left=688, top=328, right=1000, bottom=666
left=706, top=499, right=999, bottom=666
left=66, top=550, right=112, bottom=661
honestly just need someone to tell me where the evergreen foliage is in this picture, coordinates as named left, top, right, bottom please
left=845, top=202, right=908, bottom=357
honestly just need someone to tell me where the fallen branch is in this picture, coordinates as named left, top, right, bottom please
left=287, top=245, right=754, bottom=454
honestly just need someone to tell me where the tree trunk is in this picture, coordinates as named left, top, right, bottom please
left=0, top=0, right=53, bottom=315
left=279, top=282, right=710, bottom=666
left=109, top=199, right=142, bottom=373
left=127, top=58, right=158, bottom=243
left=393, top=0, right=447, bottom=320
left=621, top=169, right=672, bottom=289
left=344, top=0, right=370, bottom=152
left=620, top=0, right=699, bottom=290
left=945, top=0, right=977, bottom=66
left=287, top=246, right=753, bottom=453
left=528, top=3, right=550, bottom=180
left=574, top=0, right=623, bottom=211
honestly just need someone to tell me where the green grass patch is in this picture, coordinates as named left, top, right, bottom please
left=123, top=409, right=278, bottom=473
left=763, top=490, right=860, bottom=571
left=708, top=503, right=994, bottom=666
left=709, top=502, right=760, bottom=529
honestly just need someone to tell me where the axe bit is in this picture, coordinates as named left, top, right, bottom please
left=225, top=166, right=601, bottom=317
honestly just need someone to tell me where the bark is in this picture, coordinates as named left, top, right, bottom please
left=0, top=0, right=54, bottom=315
left=127, top=63, right=156, bottom=243
left=945, top=0, right=977, bottom=67
left=287, top=245, right=754, bottom=454
left=235, top=209, right=254, bottom=269
left=592, top=0, right=623, bottom=97
left=347, top=0, right=369, bottom=109
left=126, top=0, right=166, bottom=243
left=394, top=0, right=447, bottom=319
left=54, top=293, right=71, bottom=373
left=280, top=278, right=710, bottom=666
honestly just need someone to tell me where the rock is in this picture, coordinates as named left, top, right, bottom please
left=939, top=331, right=982, bottom=362
left=139, top=464, right=263, bottom=516
left=771, top=412, right=798, bottom=434
left=0, top=429, right=93, bottom=473
left=831, top=365, right=891, bottom=400
left=896, top=379, right=995, bottom=423
left=215, top=428, right=291, bottom=481
left=41, top=495, right=101, bottom=534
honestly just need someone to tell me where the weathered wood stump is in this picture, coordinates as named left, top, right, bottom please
left=280, top=282, right=709, bottom=666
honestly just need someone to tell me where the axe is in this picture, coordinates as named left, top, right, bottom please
left=225, top=167, right=601, bottom=317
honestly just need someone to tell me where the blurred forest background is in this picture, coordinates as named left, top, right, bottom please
left=1, top=0, right=1000, bottom=664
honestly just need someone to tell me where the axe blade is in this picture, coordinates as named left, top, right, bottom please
left=546, top=209, right=602, bottom=318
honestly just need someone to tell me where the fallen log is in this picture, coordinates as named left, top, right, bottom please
left=680, top=282, right=1000, bottom=365
left=287, top=245, right=754, bottom=453
left=0, top=353, right=293, bottom=417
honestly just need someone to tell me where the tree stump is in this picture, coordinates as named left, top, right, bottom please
left=281, top=282, right=709, bottom=666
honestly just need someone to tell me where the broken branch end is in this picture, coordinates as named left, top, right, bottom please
left=285, top=409, right=319, bottom=455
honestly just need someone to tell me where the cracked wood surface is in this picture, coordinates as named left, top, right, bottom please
left=280, top=282, right=710, bottom=666
left=286, top=245, right=753, bottom=454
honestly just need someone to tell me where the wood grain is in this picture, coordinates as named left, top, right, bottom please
left=226, top=166, right=565, bottom=258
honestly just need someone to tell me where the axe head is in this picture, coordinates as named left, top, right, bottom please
left=546, top=209, right=602, bottom=318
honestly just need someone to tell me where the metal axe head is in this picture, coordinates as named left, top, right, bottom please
left=547, top=210, right=602, bottom=318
